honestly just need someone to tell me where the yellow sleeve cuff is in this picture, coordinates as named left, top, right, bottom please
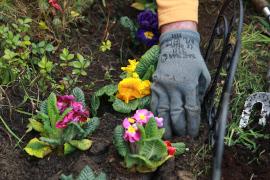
left=157, top=0, right=199, bottom=27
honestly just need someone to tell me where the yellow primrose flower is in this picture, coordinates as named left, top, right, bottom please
left=71, top=11, right=80, bottom=17
left=116, top=77, right=151, bottom=103
left=121, top=59, right=139, bottom=74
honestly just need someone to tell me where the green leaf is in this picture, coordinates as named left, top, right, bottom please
left=139, top=139, right=167, bottom=161
left=38, top=41, right=46, bottom=48
left=135, top=45, right=160, bottom=78
left=64, top=143, right=76, bottom=155
left=137, top=96, right=151, bottom=109
left=60, top=174, right=73, bottom=180
left=95, top=172, right=107, bottom=180
left=69, top=139, right=92, bottom=151
left=45, top=44, right=54, bottom=52
left=28, top=118, right=44, bottom=133
left=47, top=93, right=60, bottom=130
left=71, top=61, right=82, bottom=68
left=77, top=53, right=84, bottom=62
left=172, top=142, right=186, bottom=156
left=112, top=98, right=139, bottom=114
left=113, top=125, right=129, bottom=157
left=90, top=95, right=100, bottom=117
left=62, top=124, right=81, bottom=142
left=24, top=138, right=52, bottom=158
left=144, top=117, right=159, bottom=139
left=72, top=87, right=86, bottom=107
left=81, top=117, right=100, bottom=138
left=40, top=137, right=61, bottom=146
left=95, top=84, right=118, bottom=97
left=142, top=65, right=155, bottom=81
left=76, top=165, right=95, bottom=180
left=129, top=154, right=171, bottom=173
left=120, top=16, right=137, bottom=41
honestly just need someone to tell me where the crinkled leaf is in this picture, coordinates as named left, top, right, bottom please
left=95, top=172, right=107, bottom=180
left=172, top=142, right=186, bottom=156
left=39, top=100, right=47, bottom=114
left=95, top=84, right=118, bottom=97
left=112, top=98, right=139, bottom=114
left=135, top=45, right=160, bottom=78
left=81, top=117, right=100, bottom=138
left=137, top=96, right=151, bottom=109
left=72, top=87, right=86, bottom=107
left=69, top=139, right=92, bottom=151
left=113, top=125, right=129, bottom=157
left=24, top=138, right=52, bottom=158
left=47, top=93, right=60, bottom=128
left=144, top=117, right=159, bottom=139
left=90, top=95, right=100, bottom=117
left=64, top=143, right=76, bottom=155
left=130, top=154, right=171, bottom=173
left=76, top=165, right=95, bottom=180
left=139, top=139, right=167, bottom=161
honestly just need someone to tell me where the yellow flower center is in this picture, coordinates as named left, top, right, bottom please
left=128, top=118, right=135, bottom=124
left=139, top=114, right=146, bottom=120
left=144, top=31, right=154, bottom=39
left=127, top=126, right=136, bottom=133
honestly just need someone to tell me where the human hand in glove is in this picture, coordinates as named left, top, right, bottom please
left=151, top=25, right=211, bottom=139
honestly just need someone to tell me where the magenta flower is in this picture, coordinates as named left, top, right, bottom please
left=133, top=109, right=154, bottom=125
left=57, top=95, right=75, bottom=112
left=123, top=124, right=141, bottom=143
left=56, top=99, right=89, bottom=129
left=155, top=117, right=164, bottom=128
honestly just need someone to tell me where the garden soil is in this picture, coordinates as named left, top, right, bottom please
left=1, top=0, right=270, bottom=180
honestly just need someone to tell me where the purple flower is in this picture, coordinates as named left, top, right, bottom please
left=137, top=10, right=158, bottom=30
left=136, top=28, right=159, bottom=46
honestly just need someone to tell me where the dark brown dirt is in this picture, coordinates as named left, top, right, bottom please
left=1, top=0, right=269, bottom=180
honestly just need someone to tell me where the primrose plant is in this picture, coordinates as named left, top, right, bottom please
left=113, top=109, right=186, bottom=172
left=24, top=87, right=99, bottom=158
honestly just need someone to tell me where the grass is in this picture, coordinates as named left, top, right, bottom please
left=224, top=19, right=270, bottom=150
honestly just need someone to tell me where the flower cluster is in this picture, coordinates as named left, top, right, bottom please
left=118, top=59, right=151, bottom=103
left=56, top=95, right=89, bottom=128
left=48, top=0, right=63, bottom=13
left=136, top=10, right=159, bottom=46
left=122, top=109, right=163, bottom=143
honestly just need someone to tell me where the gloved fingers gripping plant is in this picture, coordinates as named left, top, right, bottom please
left=24, top=87, right=100, bottom=158
left=113, top=109, right=186, bottom=173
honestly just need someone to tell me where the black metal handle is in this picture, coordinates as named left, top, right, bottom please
left=203, top=0, right=244, bottom=179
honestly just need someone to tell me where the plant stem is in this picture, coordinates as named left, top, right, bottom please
left=0, top=115, right=21, bottom=142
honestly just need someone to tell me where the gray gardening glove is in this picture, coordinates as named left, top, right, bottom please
left=151, top=30, right=211, bottom=139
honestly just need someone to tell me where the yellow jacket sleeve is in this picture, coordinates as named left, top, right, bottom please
left=157, top=0, right=198, bottom=27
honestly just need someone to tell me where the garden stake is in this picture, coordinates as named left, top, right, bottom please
left=203, top=0, right=243, bottom=179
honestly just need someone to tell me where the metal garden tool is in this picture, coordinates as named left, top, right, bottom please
left=239, top=0, right=270, bottom=128
left=239, top=60, right=270, bottom=128
left=251, top=0, right=270, bottom=23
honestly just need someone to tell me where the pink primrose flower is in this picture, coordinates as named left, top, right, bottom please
left=133, top=109, right=154, bottom=125
left=155, top=117, right=164, bottom=128
left=123, top=124, right=141, bottom=143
